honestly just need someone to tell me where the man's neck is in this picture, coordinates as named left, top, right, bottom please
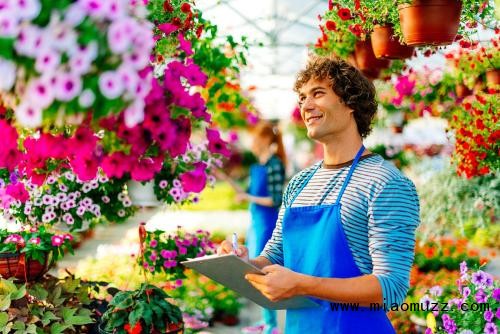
left=321, top=132, right=364, bottom=165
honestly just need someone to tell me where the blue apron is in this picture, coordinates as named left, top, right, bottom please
left=282, top=145, right=395, bottom=333
left=246, top=163, right=280, bottom=258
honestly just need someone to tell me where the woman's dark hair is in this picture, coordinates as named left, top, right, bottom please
left=293, top=56, right=377, bottom=138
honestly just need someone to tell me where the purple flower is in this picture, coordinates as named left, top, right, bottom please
left=158, top=23, right=177, bottom=35
left=159, top=180, right=168, bottom=189
left=485, top=310, right=494, bottom=322
left=149, top=239, right=158, bottom=248
left=13, top=0, right=41, bottom=20
left=0, top=11, right=19, bottom=37
left=429, top=286, right=443, bottom=297
left=26, top=78, right=54, bottom=108
left=496, top=308, right=500, bottom=320
left=108, top=18, right=132, bottom=54
left=484, top=323, right=497, bottom=334
left=55, top=72, right=82, bottom=102
left=80, top=0, right=105, bottom=18
left=493, top=288, right=500, bottom=302
left=149, top=253, right=157, bottom=262
left=98, top=71, right=124, bottom=99
left=105, top=0, right=126, bottom=20
left=394, top=74, right=415, bottom=97
left=35, top=48, right=61, bottom=73
left=441, top=314, right=457, bottom=334
left=475, top=289, right=488, bottom=303
left=178, top=246, right=187, bottom=255
left=425, top=329, right=433, bottom=334
left=462, top=287, right=471, bottom=298
left=472, top=271, right=486, bottom=286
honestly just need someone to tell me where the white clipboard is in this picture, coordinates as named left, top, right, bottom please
left=181, top=254, right=319, bottom=310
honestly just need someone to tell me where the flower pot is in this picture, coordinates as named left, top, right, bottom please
left=485, top=69, right=500, bottom=87
left=354, top=39, right=390, bottom=79
left=0, top=252, right=20, bottom=278
left=15, top=253, right=51, bottom=281
left=455, top=83, right=472, bottom=98
left=371, top=25, right=414, bottom=59
left=398, top=0, right=462, bottom=46
left=127, top=180, right=161, bottom=207
left=0, top=252, right=51, bottom=282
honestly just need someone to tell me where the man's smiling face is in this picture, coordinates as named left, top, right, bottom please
left=297, top=78, right=354, bottom=143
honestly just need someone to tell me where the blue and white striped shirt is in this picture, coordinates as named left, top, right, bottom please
left=260, top=154, right=420, bottom=307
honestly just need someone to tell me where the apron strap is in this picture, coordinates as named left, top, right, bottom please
left=334, top=144, right=365, bottom=206
left=287, top=162, right=322, bottom=207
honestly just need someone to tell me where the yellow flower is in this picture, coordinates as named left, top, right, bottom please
left=426, top=313, right=436, bottom=333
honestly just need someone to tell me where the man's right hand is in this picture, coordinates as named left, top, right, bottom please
left=217, top=240, right=249, bottom=262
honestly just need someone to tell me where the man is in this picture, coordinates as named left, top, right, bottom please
left=218, top=56, right=420, bottom=333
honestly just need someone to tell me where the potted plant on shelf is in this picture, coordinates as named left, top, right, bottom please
left=101, top=283, right=184, bottom=334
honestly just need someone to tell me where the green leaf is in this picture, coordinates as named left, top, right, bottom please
left=12, top=321, right=25, bottom=330
left=61, top=307, right=77, bottom=322
left=0, top=312, right=8, bottom=327
left=10, top=285, right=26, bottom=301
left=30, top=285, right=48, bottom=300
left=50, top=323, right=70, bottom=334
left=66, top=315, right=93, bottom=326
left=0, top=295, right=11, bottom=311
left=41, top=311, right=59, bottom=326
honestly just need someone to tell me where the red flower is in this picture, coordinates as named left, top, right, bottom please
left=479, top=166, right=490, bottom=175
left=348, top=24, right=362, bottom=37
left=459, top=40, right=471, bottom=48
left=337, top=7, right=351, bottom=20
left=354, top=0, right=360, bottom=10
left=475, top=119, right=485, bottom=130
left=163, top=0, right=173, bottom=12
left=325, top=20, right=336, bottom=31
left=124, top=322, right=142, bottom=334
left=181, top=3, right=191, bottom=13
left=328, top=0, right=333, bottom=10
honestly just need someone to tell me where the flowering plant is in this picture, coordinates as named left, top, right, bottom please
left=446, top=34, right=500, bottom=89
left=413, top=238, right=486, bottom=273
left=0, top=225, right=73, bottom=264
left=101, top=283, right=183, bottom=334
left=1, top=169, right=135, bottom=231
left=417, top=166, right=499, bottom=238
left=0, top=0, right=155, bottom=128
left=424, top=262, right=499, bottom=334
left=450, top=92, right=499, bottom=178
left=314, top=1, right=362, bottom=58
left=140, top=227, right=216, bottom=281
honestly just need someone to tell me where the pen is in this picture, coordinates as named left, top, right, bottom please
left=232, top=232, right=238, bottom=254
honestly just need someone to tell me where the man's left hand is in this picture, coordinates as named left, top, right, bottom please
left=245, top=264, right=302, bottom=302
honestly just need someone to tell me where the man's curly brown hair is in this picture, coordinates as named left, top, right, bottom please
left=293, top=56, right=377, bottom=138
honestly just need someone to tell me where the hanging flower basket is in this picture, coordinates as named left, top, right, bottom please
left=485, top=68, right=500, bottom=87
left=398, top=0, right=462, bottom=46
left=354, top=39, right=390, bottom=79
left=371, top=25, right=414, bottom=59
left=127, top=180, right=161, bottom=207
left=0, top=252, right=51, bottom=282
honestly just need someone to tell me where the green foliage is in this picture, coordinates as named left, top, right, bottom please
left=417, top=166, right=499, bottom=239
left=0, top=275, right=99, bottom=333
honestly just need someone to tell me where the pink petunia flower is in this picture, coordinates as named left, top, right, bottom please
left=54, top=72, right=82, bottom=102
left=179, top=162, right=207, bottom=194
left=98, top=71, right=124, bottom=99
left=25, top=78, right=55, bottom=108
left=206, top=129, right=231, bottom=157
left=15, top=102, right=42, bottom=128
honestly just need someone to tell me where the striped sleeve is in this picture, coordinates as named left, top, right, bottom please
left=368, top=177, right=420, bottom=308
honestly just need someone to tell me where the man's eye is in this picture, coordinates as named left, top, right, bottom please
left=314, top=91, right=323, bottom=97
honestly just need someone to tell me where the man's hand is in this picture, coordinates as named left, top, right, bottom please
left=216, top=240, right=249, bottom=262
left=246, top=264, right=303, bottom=302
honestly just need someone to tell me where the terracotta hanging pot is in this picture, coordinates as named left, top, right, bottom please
left=455, top=84, right=472, bottom=98
left=485, top=69, right=500, bottom=87
left=0, top=252, right=51, bottom=282
left=354, top=39, right=390, bottom=79
left=398, top=0, right=462, bottom=46
left=371, top=25, right=414, bottom=59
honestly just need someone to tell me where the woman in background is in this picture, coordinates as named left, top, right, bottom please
left=220, top=121, right=286, bottom=334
